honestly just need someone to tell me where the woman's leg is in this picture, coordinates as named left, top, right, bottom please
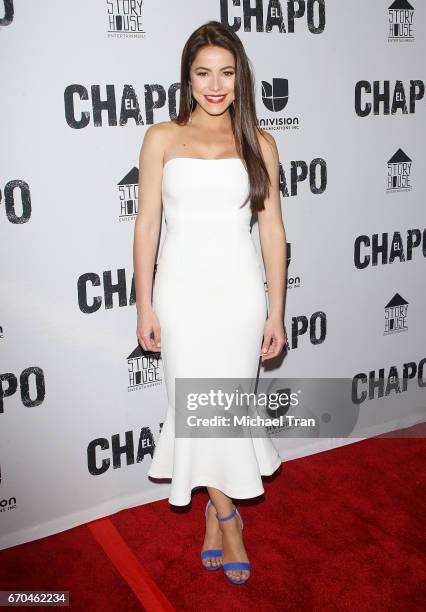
left=200, top=491, right=224, bottom=569
left=206, top=487, right=250, bottom=581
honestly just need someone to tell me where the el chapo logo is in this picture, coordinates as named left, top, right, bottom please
left=221, top=0, right=326, bottom=34
left=0, top=179, right=32, bottom=224
left=0, top=0, right=13, bottom=26
left=87, top=427, right=156, bottom=475
left=64, top=83, right=179, bottom=128
left=355, top=79, right=424, bottom=117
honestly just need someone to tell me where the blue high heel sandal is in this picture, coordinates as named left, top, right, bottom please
left=200, top=499, right=223, bottom=571
left=216, top=504, right=250, bottom=585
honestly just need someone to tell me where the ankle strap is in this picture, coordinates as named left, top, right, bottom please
left=216, top=505, right=237, bottom=522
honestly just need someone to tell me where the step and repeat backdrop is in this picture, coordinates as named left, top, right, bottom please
left=1, top=1, right=425, bottom=549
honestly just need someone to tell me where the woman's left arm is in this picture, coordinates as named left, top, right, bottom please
left=257, top=131, right=287, bottom=362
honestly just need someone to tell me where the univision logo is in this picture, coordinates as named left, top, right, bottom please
left=264, top=384, right=293, bottom=436
left=384, top=293, right=408, bottom=334
left=0, top=496, right=17, bottom=513
left=106, top=0, right=146, bottom=37
left=264, top=243, right=301, bottom=292
left=387, top=149, right=412, bottom=193
left=286, top=243, right=301, bottom=290
left=0, top=462, right=18, bottom=512
left=127, top=344, right=162, bottom=391
left=118, top=166, right=138, bottom=221
left=388, top=0, right=414, bottom=42
left=258, top=78, right=300, bottom=131
left=262, top=78, right=288, bottom=112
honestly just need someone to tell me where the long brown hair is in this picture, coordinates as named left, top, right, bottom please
left=175, top=20, right=270, bottom=213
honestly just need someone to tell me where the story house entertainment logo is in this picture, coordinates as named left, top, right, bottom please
left=386, top=149, right=413, bottom=193
left=106, top=0, right=146, bottom=38
left=388, top=0, right=415, bottom=42
left=384, top=292, right=409, bottom=335
left=118, top=166, right=139, bottom=221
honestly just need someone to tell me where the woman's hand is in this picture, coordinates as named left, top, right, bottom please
left=260, top=315, right=286, bottom=362
left=136, top=307, right=161, bottom=352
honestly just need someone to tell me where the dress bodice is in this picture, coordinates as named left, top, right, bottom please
left=161, top=157, right=252, bottom=235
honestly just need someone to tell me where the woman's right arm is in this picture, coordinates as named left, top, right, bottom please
left=133, top=124, right=164, bottom=351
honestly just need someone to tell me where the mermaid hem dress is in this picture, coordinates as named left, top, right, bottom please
left=147, top=158, right=282, bottom=506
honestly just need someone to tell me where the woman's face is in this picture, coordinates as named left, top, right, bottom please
left=189, top=45, right=236, bottom=115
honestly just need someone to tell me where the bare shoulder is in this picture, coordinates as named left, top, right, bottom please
left=139, top=120, right=179, bottom=166
left=141, top=120, right=175, bottom=150
left=256, top=128, right=279, bottom=165
left=145, top=120, right=178, bottom=136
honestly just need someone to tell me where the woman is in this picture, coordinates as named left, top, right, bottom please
left=133, top=20, right=287, bottom=585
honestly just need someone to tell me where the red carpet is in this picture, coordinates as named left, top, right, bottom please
left=1, top=428, right=425, bottom=611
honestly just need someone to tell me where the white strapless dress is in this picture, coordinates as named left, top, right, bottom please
left=147, top=157, right=282, bottom=506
